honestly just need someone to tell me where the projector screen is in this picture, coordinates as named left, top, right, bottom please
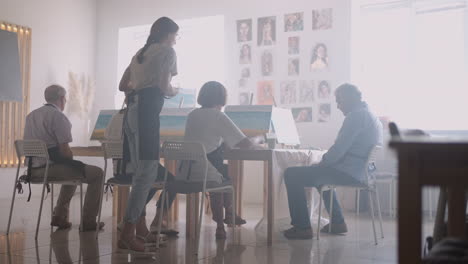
left=0, top=29, right=22, bottom=102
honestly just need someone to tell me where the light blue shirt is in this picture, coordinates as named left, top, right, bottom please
left=319, top=102, right=383, bottom=181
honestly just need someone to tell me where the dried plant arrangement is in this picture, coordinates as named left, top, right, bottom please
left=66, top=71, right=95, bottom=119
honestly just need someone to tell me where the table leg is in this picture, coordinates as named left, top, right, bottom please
left=447, top=186, right=466, bottom=238
left=113, top=186, right=129, bottom=223
left=398, top=152, right=422, bottom=263
left=433, top=187, right=447, bottom=243
left=165, top=160, right=179, bottom=225
left=228, top=160, right=243, bottom=217
left=186, top=193, right=200, bottom=239
left=265, top=159, right=274, bottom=246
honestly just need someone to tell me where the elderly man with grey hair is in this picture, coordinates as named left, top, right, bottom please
left=24, top=84, right=104, bottom=231
left=283, top=83, right=383, bottom=239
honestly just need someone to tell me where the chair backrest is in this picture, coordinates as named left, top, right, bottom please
left=162, top=141, right=208, bottom=183
left=15, top=140, right=49, bottom=159
left=388, top=122, right=400, bottom=138
left=102, top=140, right=123, bottom=160
left=366, top=145, right=382, bottom=184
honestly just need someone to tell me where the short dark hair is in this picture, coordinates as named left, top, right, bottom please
left=197, top=81, right=227, bottom=108
left=44, top=84, right=66, bottom=103
left=335, top=83, right=362, bottom=102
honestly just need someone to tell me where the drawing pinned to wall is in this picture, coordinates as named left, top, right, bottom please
left=239, top=44, right=252, bottom=64
left=284, top=12, right=304, bottom=32
left=288, top=36, right=300, bottom=55
left=237, top=19, right=252, bottom=42
left=257, top=81, right=275, bottom=105
left=318, top=103, right=331, bottom=123
left=261, top=50, right=274, bottom=76
left=258, top=16, right=276, bottom=46
left=299, top=80, right=315, bottom=104
left=288, top=58, right=300, bottom=76
left=280, top=81, right=297, bottom=105
left=292, top=107, right=313, bottom=123
left=310, top=43, right=329, bottom=71
left=317, top=80, right=331, bottom=100
left=312, top=8, right=333, bottom=30
left=239, top=78, right=251, bottom=89
left=239, top=92, right=251, bottom=105
left=241, top=67, right=251, bottom=78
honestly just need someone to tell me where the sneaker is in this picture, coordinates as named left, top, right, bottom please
left=320, top=222, right=348, bottom=234
left=80, top=221, right=105, bottom=232
left=50, top=215, right=72, bottom=229
left=283, top=227, right=313, bottom=240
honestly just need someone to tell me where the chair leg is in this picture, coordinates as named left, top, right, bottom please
left=51, top=184, right=54, bottom=225
left=368, top=190, right=378, bottom=245
left=374, top=186, right=384, bottom=239
left=156, top=189, right=167, bottom=249
left=196, top=192, right=205, bottom=256
left=429, top=188, right=433, bottom=220
left=7, top=165, right=22, bottom=235
left=96, top=174, right=107, bottom=239
left=389, top=181, right=393, bottom=218
left=231, top=189, right=236, bottom=241
left=356, top=189, right=360, bottom=216
left=80, top=184, right=83, bottom=232
left=36, top=183, right=48, bottom=240
left=329, top=187, right=334, bottom=233
left=317, top=188, right=323, bottom=241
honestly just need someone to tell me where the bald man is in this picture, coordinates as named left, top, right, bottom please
left=24, top=85, right=104, bottom=231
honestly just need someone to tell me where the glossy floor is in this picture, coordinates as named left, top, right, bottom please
left=0, top=195, right=433, bottom=263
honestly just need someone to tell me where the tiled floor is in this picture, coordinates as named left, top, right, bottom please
left=0, top=195, right=434, bottom=263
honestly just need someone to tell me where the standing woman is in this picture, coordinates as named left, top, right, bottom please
left=118, top=17, right=179, bottom=252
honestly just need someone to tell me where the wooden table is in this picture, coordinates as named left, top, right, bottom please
left=390, top=138, right=468, bottom=264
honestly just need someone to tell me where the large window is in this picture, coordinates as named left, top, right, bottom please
left=352, top=0, right=468, bottom=130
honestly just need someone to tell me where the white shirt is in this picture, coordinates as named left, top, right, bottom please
left=129, top=43, right=177, bottom=91
left=180, top=108, right=246, bottom=183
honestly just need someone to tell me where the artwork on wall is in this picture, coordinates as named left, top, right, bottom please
left=239, top=43, right=252, bottom=64
left=241, top=67, right=251, bottom=78
left=310, top=43, right=329, bottom=71
left=280, top=81, right=297, bottom=105
left=312, top=8, right=333, bottom=30
left=261, top=50, right=274, bottom=76
left=299, top=80, right=315, bottom=104
left=317, top=80, right=332, bottom=100
left=258, top=16, right=276, bottom=46
left=239, top=92, right=251, bottom=105
left=284, top=12, right=304, bottom=32
left=288, top=58, right=300, bottom=76
left=237, top=19, right=253, bottom=42
left=318, top=103, right=331, bottom=123
left=292, top=107, right=313, bottom=123
left=288, top=36, right=300, bottom=55
left=257, top=81, right=275, bottom=105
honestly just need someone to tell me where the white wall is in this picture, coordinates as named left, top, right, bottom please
left=0, top=0, right=97, bottom=198
left=95, top=0, right=351, bottom=204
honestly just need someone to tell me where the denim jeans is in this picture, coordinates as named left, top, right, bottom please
left=284, top=165, right=363, bottom=229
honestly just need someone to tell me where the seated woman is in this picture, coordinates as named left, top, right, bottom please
left=183, top=81, right=263, bottom=239
left=105, top=109, right=179, bottom=238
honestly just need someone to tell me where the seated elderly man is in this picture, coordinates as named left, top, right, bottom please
left=283, top=83, right=383, bottom=239
left=24, top=85, right=104, bottom=231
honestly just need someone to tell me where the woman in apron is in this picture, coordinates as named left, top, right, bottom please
left=183, top=81, right=263, bottom=239
left=118, top=17, right=179, bottom=252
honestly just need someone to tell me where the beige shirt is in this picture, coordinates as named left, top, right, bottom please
left=129, top=43, right=178, bottom=91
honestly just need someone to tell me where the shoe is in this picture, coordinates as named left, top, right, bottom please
left=149, top=225, right=179, bottom=237
left=224, top=216, right=247, bottom=226
left=215, top=226, right=227, bottom=240
left=320, top=222, right=348, bottom=234
left=51, top=215, right=72, bottom=229
left=283, top=227, right=313, bottom=240
left=80, top=221, right=105, bottom=232
left=118, top=238, right=156, bottom=255
left=136, top=233, right=167, bottom=247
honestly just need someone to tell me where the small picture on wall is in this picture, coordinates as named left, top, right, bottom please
left=241, top=67, right=251, bottom=78
left=318, top=103, right=331, bottom=123
left=310, top=43, right=329, bottom=71
left=288, top=36, right=300, bottom=55
left=257, top=81, right=275, bottom=105
left=258, top=16, right=276, bottom=46
left=237, top=19, right=252, bottom=42
left=317, top=80, right=332, bottom=99
left=312, top=8, right=333, bottom=30
left=288, top=58, right=300, bottom=76
left=299, top=80, right=315, bottom=104
left=239, top=44, right=252, bottom=64
left=239, top=78, right=249, bottom=89
left=261, top=50, right=274, bottom=76
left=292, top=107, right=313, bottom=123
left=280, top=81, right=297, bottom=105
left=284, top=12, right=304, bottom=32
left=239, top=92, right=251, bottom=105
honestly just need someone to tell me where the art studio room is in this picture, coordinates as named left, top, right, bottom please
left=1, top=0, right=468, bottom=263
